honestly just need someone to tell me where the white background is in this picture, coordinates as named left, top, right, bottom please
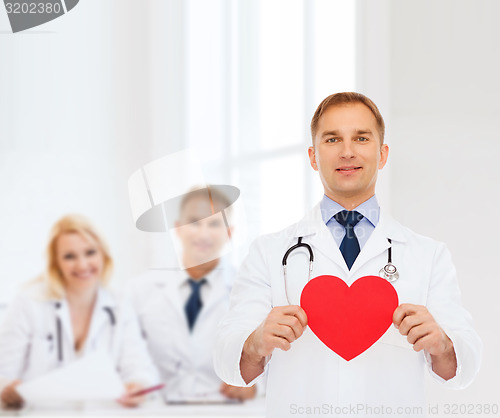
left=0, top=0, right=498, bottom=415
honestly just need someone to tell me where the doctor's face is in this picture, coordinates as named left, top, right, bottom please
left=308, top=103, right=389, bottom=205
left=175, top=196, right=232, bottom=266
left=56, top=232, right=104, bottom=292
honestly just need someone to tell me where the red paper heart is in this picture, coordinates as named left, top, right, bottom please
left=300, top=275, right=399, bottom=361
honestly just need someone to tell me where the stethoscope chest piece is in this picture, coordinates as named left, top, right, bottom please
left=379, top=263, right=399, bottom=283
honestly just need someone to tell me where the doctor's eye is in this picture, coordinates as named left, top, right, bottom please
left=63, top=253, right=75, bottom=260
left=325, top=137, right=340, bottom=143
left=356, top=136, right=369, bottom=142
left=86, top=249, right=97, bottom=257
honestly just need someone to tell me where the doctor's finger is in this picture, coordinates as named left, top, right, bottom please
left=277, top=315, right=305, bottom=339
left=274, top=335, right=292, bottom=351
left=398, top=314, right=427, bottom=335
left=294, top=307, right=308, bottom=327
left=274, top=324, right=298, bottom=343
left=393, top=304, right=421, bottom=326
left=275, top=305, right=308, bottom=327
left=406, top=323, right=434, bottom=345
left=411, top=333, right=440, bottom=353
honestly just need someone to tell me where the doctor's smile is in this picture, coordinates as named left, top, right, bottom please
left=336, top=165, right=362, bottom=174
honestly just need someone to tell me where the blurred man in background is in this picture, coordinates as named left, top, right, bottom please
left=128, top=186, right=257, bottom=402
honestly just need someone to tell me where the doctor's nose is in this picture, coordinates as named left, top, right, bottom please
left=339, top=141, right=356, bottom=159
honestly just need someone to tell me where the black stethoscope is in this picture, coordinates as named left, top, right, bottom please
left=50, top=302, right=116, bottom=363
left=282, top=237, right=399, bottom=303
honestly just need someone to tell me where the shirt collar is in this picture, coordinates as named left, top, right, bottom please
left=320, top=194, right=380, bottom=228
left=46, top=285, right=116, bottom=309
left=180, top=259, right=224, bottom=288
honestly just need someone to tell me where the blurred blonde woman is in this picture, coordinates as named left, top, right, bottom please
left=0, top=214, right=159, bottom=409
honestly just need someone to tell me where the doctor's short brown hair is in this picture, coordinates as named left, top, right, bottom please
left=310, top=92, right=385, bottom=144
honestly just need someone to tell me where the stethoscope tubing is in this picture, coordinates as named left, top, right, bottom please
left=282, top=237, right=314, bottom=267
left=56, top=316, right=63, bottom=363
left=54, top=305, right=116, bottom=363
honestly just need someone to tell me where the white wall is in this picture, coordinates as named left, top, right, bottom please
left=0, top=0, right=166, bottom=304
left=359, top=0, right=500, bottom=412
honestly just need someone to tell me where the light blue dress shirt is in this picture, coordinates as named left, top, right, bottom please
left=320, top=194, right=380, bottom=250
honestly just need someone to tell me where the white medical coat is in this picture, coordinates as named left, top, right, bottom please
left=214, top=205, right=482, bottom=417
left=129, top=260, right=235, bottom=400
left=0, top=281, right=159, bottom=394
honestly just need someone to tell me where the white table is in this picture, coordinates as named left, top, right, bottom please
left=0, top=397, right=266, bottom=417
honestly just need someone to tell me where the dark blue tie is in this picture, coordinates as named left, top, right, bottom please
left=333, top=210, right=364, bottom=270
left=185, top=278, right=206, bottom=331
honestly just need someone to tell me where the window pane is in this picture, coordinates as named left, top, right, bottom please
left=259, top=0, right=305, bottom=152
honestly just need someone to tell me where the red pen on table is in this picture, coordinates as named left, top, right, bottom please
left=128, top=383, right=165, bottom=397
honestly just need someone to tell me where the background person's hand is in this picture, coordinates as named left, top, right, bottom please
left=220, top=382, right=257, bottom=401
left=1, top=380, right=24, bottom=409
left=117, top=382, right=146, bottom=408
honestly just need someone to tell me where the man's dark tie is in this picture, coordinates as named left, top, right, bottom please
left=333, top=210, right=364, bottom=270
left=185, top=278, right=206, bottom=330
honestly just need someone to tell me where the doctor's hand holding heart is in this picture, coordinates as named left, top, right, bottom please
left=393, top=304, right=457, bottom=380
left=241, top=305, right=308, bottom=383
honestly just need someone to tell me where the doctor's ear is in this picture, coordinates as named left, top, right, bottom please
left=308, top=147, right=318, bottom=171
left=378, top=144, right=389, bottom=169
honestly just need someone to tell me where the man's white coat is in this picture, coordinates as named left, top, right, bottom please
left=214, top=204, right=482, bottom=417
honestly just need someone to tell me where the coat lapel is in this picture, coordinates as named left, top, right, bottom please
left=162, top=271, right=189, bottom=329
left=349, top=209, right=407, bottom=277
left=85, top=288, right=117, bottom=350
left=200, top=266, right=231, bottom=316
left=294, top=204, right=349, bottom=275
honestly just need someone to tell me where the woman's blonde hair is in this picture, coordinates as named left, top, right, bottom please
left=43, top=214, right=113, bottom=299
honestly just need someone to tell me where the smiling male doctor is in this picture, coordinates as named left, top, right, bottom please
left=214, top=92, right=482, bottom=417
